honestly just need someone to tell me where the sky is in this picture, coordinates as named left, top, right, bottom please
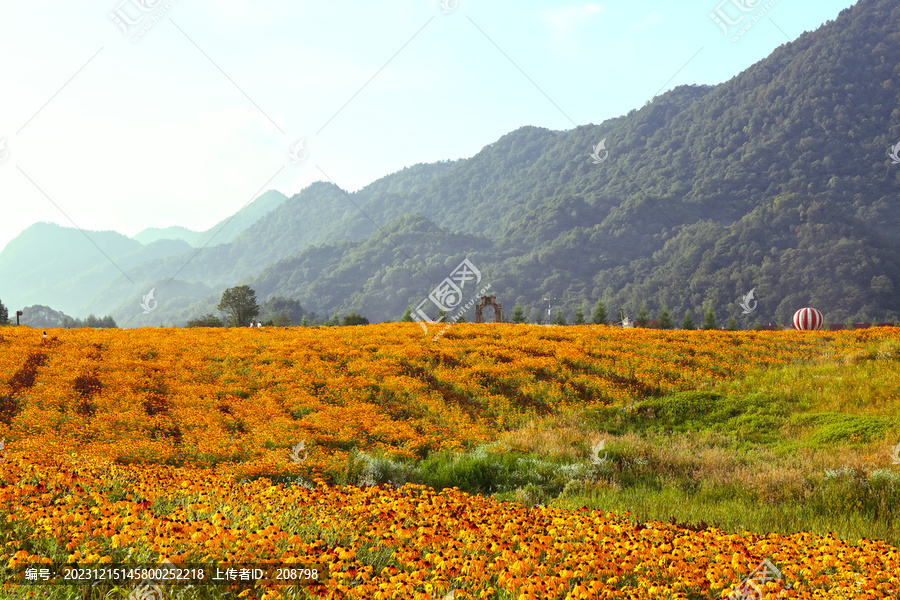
left=0, top=0, right=860, bottom=253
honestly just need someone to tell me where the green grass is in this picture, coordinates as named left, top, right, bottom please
left=496, top=337, right=900, bottom=546
left=326, top=336, right=900, bottom=548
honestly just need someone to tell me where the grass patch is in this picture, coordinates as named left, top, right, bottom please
left=487, top=337, right=900, bottom=547
left=793, top=412, right=899, bottom=445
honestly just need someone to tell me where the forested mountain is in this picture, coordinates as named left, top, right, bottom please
left=3, top=0, right=899, bottom=327
left=132, top=225, right=203, bottom=247
left=238, top=0, right=900, bottom=326
left=250, top=213, right=493, bottom=321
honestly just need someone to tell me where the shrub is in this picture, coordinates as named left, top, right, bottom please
left=186, top=313, right=224, bottom=327
left=342, top=313, right=369, bottom=326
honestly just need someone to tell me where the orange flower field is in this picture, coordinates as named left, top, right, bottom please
left=1, top=324, right=899, bottom=599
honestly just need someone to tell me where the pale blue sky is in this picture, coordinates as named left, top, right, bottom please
left=0, top=0, right=858, bottom=253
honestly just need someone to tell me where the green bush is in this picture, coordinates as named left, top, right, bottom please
left=343, top=450, right=415, bottom=487
left=342, top=313, right=369, bottom=326
left=795, top=413, right=897, bottom=445
left=186, top=313, right=224, bottom=327
left=415, top=447, right=522, bottom=494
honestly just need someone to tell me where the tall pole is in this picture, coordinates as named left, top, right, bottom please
left=543, top=296, right=558, bottom=317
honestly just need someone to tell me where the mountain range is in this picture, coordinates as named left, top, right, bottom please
left=2, top=0, right=899, bottom=327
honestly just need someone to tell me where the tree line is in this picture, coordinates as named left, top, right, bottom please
left=4, top=286, right=892, bottom=331
left=0, top=300, right=118, bottom=329
left=187, top=285, right=370, bottom=328
left=397, top=298, right=738, bottom=329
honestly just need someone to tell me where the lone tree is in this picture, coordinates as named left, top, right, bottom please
left=342, top=313, right=369, bottom=326
left=657, top=305, right=673, bottom=329
left=593, top=299, right=608, bottom=325
left=511, top=302, right=526, bottom=324
left=682, top=310, right=696, bottom=330
left=217, top=285, right=259, bottom=327
left=636, top=302, right=649, bottom=328
left=702, top=305, right=717, bottom=330
left=726, top=316, right=738, bottom=331
left=400, top=307, right=414, bottom=322
left=553, top=309, right=566, bottom=326
left=573, top=306, right=585, bottom=325
left=0, top=299, right=8, bottom=326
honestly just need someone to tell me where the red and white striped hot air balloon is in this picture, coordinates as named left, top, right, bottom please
left=793, top=307, right=823, bottom=330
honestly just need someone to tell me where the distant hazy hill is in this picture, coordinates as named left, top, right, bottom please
left=133, top=189, right=287, bottom=247
left=0, top=190, right=288, bottom=317
left=116, top=162, right=460, bottom=295
left=133, top=225, right=202, bottom=247
left=0, top=222, right=191, bottom=316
